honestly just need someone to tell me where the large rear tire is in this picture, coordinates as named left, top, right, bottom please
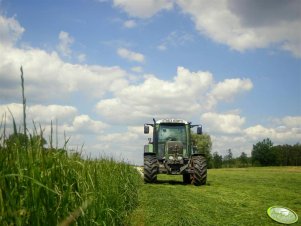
left=191, top=155, right=207, bottom=186
left=144, top=155, right=158, bottom=183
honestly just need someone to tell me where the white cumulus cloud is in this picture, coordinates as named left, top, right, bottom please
left=158, top=30, right=194, bottom=51
left=0, top=103, right=108, bottom=150
left=0, top=15, right=25, bottom=46
left=123, top=19, right=137, bottom=28
left=131, top=66, right=143, bottom=73
left=95, top=67, right=253, bottom=124
left=112, top=0, right=301, bottom=57
left=177, top=0, right=301, bottom=57
left=77, top=53, right=86, bottom=63
left=201, top=112, right=245, bottom=134
left=113, top=0, right=174, bottom=18
left=28, top=105, right=78, bottom=123
left=117, top=47, right=145, bottom=63
left=0, top=45, right=128, bottom=102
left=0, top=103, right=78, bottom=125
left=57, top=31, right=74, bottom=57
left=211, top=78, right=253, bottom=101
left=95, top=126, right=148, bottom=163
left=64, top=115, right=108, bottom=134
left=207, top=114, right=301, bottom=157
left=281, top=116, right=301, bottom=128
left=244, top=115, right=301, bottom=144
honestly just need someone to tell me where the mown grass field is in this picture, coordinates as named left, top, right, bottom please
left=130, top=167, right=301, bottom=226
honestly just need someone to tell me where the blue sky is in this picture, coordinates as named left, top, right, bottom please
left=0, top=0, right=300, bottom=164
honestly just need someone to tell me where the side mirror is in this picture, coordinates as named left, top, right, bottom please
left=197, top=126, right=202, bottom=135
left=144, top=125, right=149, bottom=134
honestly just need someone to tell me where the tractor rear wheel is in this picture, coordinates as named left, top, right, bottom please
left=144, top=155, right=158, bottom=183
left=191, top=155, right=207, bottom=186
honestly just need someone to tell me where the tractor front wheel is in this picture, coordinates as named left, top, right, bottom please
left=144, top=155, right=158, bottom=183
left=191, top=155, right=207, bottom=186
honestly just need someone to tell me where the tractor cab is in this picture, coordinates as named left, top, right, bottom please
left=157, top=122, right=187, bottom=159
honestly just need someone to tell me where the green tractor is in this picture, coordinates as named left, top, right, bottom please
left=143, top=118, right=207, bottom=186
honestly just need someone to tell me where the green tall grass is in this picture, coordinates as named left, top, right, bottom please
left=0, top=68, right=141, bottom=225
left=0, top=141, right=141, bottom=225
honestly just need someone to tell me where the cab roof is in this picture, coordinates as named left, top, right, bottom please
left=156, top=119, right=189, bottom=124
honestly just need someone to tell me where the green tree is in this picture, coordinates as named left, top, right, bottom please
left=272, top=143, right=301, bottom=166
left=223, top=149, right=234, bottom=167
left=239, top=152, right=249, bottom=167
left=251, top=138, right=275, bottom=166
left=191, top=133, right=212, bottom=167
left=191, top=133, right=212, bottom=155
left=292, top=143, right=301, bottom=166
left=212, top=152, right=223, bottom=168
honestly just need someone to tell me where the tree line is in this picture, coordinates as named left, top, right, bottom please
left=192, top=134, right=301, bottom=168
left=212, top=139, right=301, bottom=168
left=210, top=149, right=251, bottom=168
left=251, top=138, right=301, bottom=166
